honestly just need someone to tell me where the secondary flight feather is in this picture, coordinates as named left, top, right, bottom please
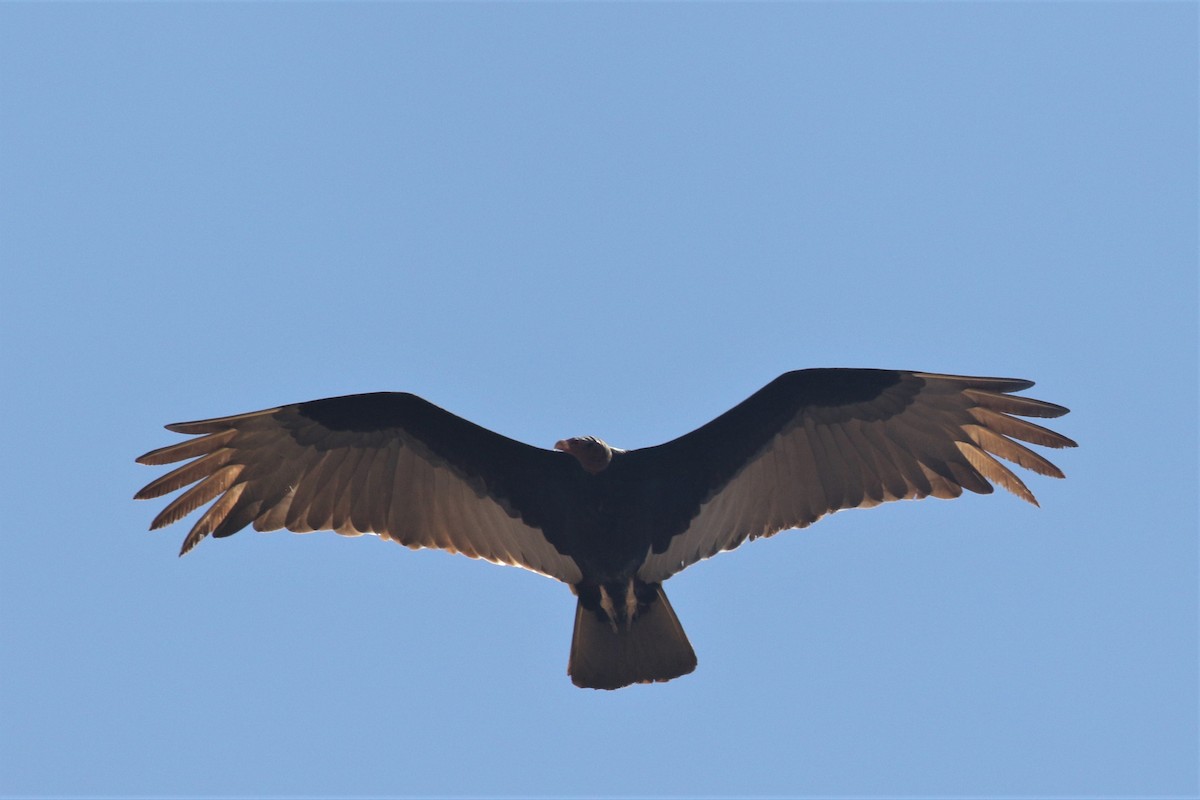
left=135, top=368, right=1076, bottom=689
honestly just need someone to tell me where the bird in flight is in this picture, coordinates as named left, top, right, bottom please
left=135, top=368, right=1076, bottom=690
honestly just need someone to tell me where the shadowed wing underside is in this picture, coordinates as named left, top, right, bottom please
left=629, top=370, right=1077, bottom=582
left=135, top=393, right=583, bottom=583
left=136, top=371, right=1075, bottom=586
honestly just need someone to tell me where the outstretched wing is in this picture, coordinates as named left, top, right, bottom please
left=627, top=369, right=1077, bottom=582
left=135, top=393, right=583, bottom=583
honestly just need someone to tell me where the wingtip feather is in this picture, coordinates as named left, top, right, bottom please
left=915, top=373, right=1036, bottom=392
left=164, top=407, right=280, bottom=435
left=955, top=441, right=1038, bottom=505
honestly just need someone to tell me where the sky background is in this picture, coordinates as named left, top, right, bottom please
left=1, top=4, right=1196, bottom=798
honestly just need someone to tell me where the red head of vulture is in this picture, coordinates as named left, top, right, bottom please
left=135, top=368, right=1076, bottom=690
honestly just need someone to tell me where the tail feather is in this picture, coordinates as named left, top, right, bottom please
left=568, top=582, right=697, bottom=690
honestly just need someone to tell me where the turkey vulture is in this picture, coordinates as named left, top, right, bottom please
left=135, top=369, right=1076, bottom=690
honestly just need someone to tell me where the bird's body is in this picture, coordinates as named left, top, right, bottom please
left=136, top=368, right=1076, bottom=689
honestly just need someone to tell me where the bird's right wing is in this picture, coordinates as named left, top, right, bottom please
left=625, top=370, right=1076, bottom=582
left=135, top=393, right=583, bottom=583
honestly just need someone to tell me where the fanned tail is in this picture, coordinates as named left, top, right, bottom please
left=568, top=580, right=697, bottom=690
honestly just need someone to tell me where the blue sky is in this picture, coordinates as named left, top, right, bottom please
left=1, top=3, right=1196, bottom=798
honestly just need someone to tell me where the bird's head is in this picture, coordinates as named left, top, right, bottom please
left=554, top=436, right=615, bottom=474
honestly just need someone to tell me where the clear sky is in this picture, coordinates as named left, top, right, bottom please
left=1, top=4, right=1196, bottom=798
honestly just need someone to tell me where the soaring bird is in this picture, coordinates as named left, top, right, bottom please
left=135, top=369, right=1076, bottom=690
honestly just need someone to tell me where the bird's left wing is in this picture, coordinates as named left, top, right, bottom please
left=621, top=369, right=1077, bottom=582
left=135, top=393, right=583, bottom=583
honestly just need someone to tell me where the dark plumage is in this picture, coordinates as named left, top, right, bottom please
left=135, top=368, right=1076, bottom=689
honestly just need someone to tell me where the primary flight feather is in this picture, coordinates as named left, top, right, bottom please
left=135, top=368, right=1076, bottom=689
